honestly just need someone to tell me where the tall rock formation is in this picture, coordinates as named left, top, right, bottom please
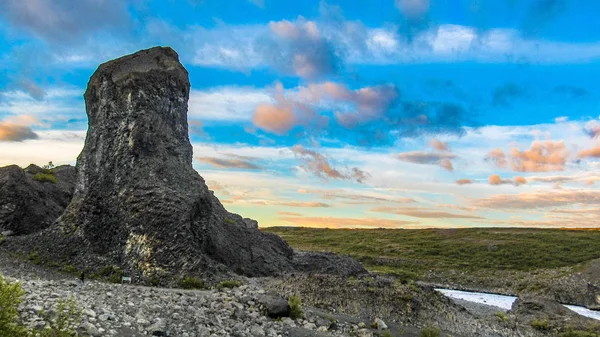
left=49, top=46, right=364, bottom=281
left=0, top=164, right=76, bottom=235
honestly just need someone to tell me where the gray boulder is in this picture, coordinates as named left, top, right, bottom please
left=258, top=295, right=291, bottom=318
left=0, top=164, right=76, bottom=235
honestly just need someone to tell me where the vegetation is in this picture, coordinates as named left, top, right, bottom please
left=531, top=319, right=551, bottom=331
left=0, top=275, right=27, bottom=336
left=0, top=274, right=82, bottom=337
left=179, top=277, right=205, bottom=290
left=420, top=325, right=441, bottom=337
left=216, top=280, right=242, bottom=290
left=33, top=172, right=57, bottom=184
left=288, top=296, right=304, bottom=320
left=33, top=162, right=57, bottom=184
left=39, top=298, right=82, bottom=337
left=95, top=265, right=123, bottom=283
left=381, top=331, right=394, bottom=337
left=494, top=311, right=508, bottom=322
left=27, top=251, right=41, bottom=265
left=264, top=227, right=600, bottom=278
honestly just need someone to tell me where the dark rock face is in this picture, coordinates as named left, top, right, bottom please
left=0, top=164, right=76, bottom=235
left=53, top=46, right=364, bottom=280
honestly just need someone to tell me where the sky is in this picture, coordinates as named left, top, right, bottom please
left=1, top=0, right=600, bottom=229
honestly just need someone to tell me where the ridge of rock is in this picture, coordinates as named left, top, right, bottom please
left=0, top=164, right=76, bottom=235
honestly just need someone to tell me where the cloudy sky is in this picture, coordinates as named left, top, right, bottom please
left=1, top=0, right=600, bottom=229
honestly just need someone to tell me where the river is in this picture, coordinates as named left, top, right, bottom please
left=436, top=288, right=600, bottom=321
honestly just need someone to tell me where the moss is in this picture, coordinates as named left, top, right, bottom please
left=61, top=265, right=78, bottom=275
left=288, top=296, right=304, bottom=320
left=420, top=325, right=441, bottom=337
left=217, top=280, right=242, bottom=290
left=33, top=172, right=57, bottom=184
left=531, top=319, right=551, bottom=331
left=27, top=251, right=41, bottom=265
left=495, top=311, right=508, bottom=321
left=224, top=218, right=236, bottom=225
left=179, top=277, right=205, bottom=290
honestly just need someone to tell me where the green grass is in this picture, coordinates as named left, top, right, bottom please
left=420, top=325, right=441, bottom=337
left=263, top=227, right=600, bottom=276
left=531, top=318, right=551, bottom=331
left=216, top=280, right=242, bottom=290
left=179, top=277, right=205, bottom=290
left=289, top=296, right=304, bottom=320
left=33, top=172, right=57, bottom=184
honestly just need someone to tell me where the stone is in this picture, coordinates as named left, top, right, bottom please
left=79, top=322, right=101, bottom=337
left=374, top=318, right=387, bottom=330
left=0, top=164, right=76, bottom=235
left=148, top=318, right=167, bottom=336
left=258, top=295, right=290, bottom=318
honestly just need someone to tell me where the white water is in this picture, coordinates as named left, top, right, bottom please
left=436, top=288, right=600, bottom=321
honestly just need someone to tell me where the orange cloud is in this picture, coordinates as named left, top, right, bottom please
left=0, top=115, right=44, bottom=142
left=291, top=145, right=370, bottom=183
left=486, top=141, right=568, bottom=172
left=488, top=174, right=527, bottom=186
left=430, top=139, right=450, bottom=152
left=277, top=211, right=303, bottom=216
left=297, top=188, right=414, bottom=204
left=396, top=151, right=457, bottom=172
left=485, top=148, right=507, bottom=168
left=578, top=146, right=600, bottom=159
left=474, top=190, right=600, bottom=209
left=510, top=140, right=567, bottom=172
left=456, top=179, right=473, bottom=185
left=253, top=103, right=295, bottom=135
left=196, top=156, right=262, bottom=170
left=371, top=206, right=484, bottom=219
left=276, top=216, right=420, bottom=229
left=514, top=176, right=527, bottom=186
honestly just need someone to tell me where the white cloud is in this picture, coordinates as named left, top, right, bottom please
left=188, top=87, right=271, bottom=122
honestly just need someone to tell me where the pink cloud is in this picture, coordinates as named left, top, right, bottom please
left=291, top=145, right=370, bottom=183
left=395, top=151, right=457, bottom=172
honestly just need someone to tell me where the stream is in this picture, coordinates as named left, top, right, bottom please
left=436, top=288, right=600, bottom=321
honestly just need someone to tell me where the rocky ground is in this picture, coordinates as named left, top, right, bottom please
left=0, top=251, right=420, bottom=337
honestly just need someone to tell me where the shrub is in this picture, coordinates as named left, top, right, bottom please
left=179, top=277, right=205, bottom=290
left=28, top=251, right=41, bottom=265
left=61, top=265, right=78, bottom=275
left=495, top=311, right=508, bottom=321
left=0, top=274, right=28, bottom=336
left=96, top=265, right=123, bottom=283
left=39, top=298, right=82, bottom=337
left=382, top=331, right=394, bottom=337
left=217, top=280, right=241, bottom=290
left=33, top=172, right=57, bottom=184
left=288, top=296, right=304, bottom=320
left=531, top=319, right=551, bottom=331
left=420, top=325, right=441, bottom=337
left=560, top=330, right=598, bottom=337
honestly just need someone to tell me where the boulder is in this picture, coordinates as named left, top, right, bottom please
left=258, top=295, right=291, bottom=318
left=0, top=164, right=76, bottom=235
left=18, top=46, right=367, bottom=281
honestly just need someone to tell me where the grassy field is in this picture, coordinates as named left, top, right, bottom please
left=264, top=227, right=600, bottom=280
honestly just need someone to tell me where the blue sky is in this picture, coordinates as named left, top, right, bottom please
left=2, top=0, right=600, bottom=228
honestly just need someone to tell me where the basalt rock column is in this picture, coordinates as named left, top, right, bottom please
left=58, top=47, right=294, bottom=279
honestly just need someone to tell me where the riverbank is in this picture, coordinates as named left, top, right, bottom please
left=264, top=227, right=600, bottom=309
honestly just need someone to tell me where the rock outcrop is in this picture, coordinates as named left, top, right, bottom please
left=23, top=46, right=365, bottom=282
left=0, top=164, right=76, bottom=235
